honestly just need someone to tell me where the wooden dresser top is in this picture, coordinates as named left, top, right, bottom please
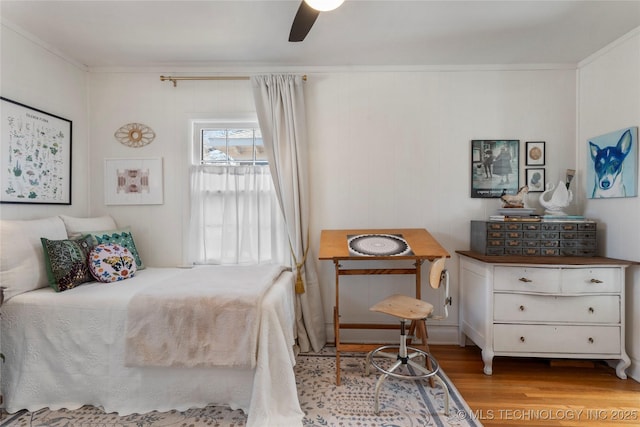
left=456, top=250, right=637, bottom=266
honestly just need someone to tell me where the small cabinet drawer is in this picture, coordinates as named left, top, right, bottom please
left=494, top=267, right=561, bottom=293
left=561, top=268, right=621, bottom=293
left=493, top=324, right=621, bottom=354
left=494, top=294, right=620, bottom=323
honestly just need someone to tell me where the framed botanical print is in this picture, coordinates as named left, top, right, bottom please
left=525, top=141, right=545, bottom=166
left=471, top=139, right=520, bottom=198
left=1, top=97, right=72, bottom=204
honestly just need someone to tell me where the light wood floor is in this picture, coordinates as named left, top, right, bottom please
left=429, top=345, right=640, bottom=427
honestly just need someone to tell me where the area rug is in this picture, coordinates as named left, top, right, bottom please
left=0, top=350, right=480, bottom=427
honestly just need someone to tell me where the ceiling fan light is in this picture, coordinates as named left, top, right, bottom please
left=304, top=0, right=344, bottom=12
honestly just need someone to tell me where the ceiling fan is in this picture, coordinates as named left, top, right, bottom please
left=289, top=0, right=345, bottom=42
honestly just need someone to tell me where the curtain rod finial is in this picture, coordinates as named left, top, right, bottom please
left=160, top=76, right=177, bottom=87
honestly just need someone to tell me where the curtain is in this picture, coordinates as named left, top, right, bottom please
left=188, top=164, right=288, bottom=266
left=252, top=74, right=326, bottom=353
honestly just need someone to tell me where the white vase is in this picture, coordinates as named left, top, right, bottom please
left=539, top=180, right=573, bottom=216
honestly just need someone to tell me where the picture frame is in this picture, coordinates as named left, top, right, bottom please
left=471, top=139, right=519, bottom=198
left=526, top=168, right=546, bottom=193
left=1, top=97, right=72, bottom=204
left=586, top=126, right=638, bottom=199
left=525, top=141, right=545, bottom=166
left=104, top=158, right=163, bottom=205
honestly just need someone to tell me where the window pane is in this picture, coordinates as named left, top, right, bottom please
left=227, top=129, right=255, bottom=163
left=202, top=129, right=231, bottom=163
left=199, top=126, right=264, bottom=165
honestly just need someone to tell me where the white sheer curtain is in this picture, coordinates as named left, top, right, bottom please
left=252, top=74, right=326, bottom=353
left=187, top=164, right=288, bottom=265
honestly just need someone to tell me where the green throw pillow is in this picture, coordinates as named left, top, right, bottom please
left=87, top=227, right=145, bottom=270
left=41, top=235, right=95, bottom=292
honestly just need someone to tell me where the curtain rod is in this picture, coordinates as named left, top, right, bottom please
left=160, top=75, right=307, bottom=87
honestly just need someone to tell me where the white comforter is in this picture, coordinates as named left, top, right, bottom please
left=1, top=266, right=304, bottom=427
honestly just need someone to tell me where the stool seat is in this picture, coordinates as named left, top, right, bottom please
left=370, top=294, right=434, bottom=320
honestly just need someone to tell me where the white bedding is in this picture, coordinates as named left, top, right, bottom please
left=125, top=264, right=286, bottom=368
left=0, top=266, right=304, bottom=427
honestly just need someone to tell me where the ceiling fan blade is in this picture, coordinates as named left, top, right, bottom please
left=289, top=1, right=320, bottom=42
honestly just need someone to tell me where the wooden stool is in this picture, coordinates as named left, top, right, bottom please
left=365, top=258, right=450, bottom=415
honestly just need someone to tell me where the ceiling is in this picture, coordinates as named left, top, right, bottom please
left=2, top=0, right=640, bottom=69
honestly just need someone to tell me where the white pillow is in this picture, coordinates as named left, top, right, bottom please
left=0, top=217, right=68, bottom=301
left=60, top=215, right=117, bottom=239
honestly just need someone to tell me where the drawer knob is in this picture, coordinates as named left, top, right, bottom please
left=518, top=277, right=532, bottom=283
left=590, top=278, right=603, bottom=284
left=588, top=307, right=595, bottom=313
left=588, top=337, right=594, bottom=344
left=520, top=336, right=526, bottom=342
left=519, top=305, right=525, bottom=311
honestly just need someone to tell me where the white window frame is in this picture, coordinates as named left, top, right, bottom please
left=191, top=120, right=264, bottom=166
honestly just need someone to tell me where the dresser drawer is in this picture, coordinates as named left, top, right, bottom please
left=494, top=266, right=561, bottom=293
left=561, top=268, right=621, bottom=293
left=493, top=324, right=621, bottom=354
left=494, top=294, right=620, bottom=323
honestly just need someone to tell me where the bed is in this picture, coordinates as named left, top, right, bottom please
left=0, top=216, right=304, bottom=427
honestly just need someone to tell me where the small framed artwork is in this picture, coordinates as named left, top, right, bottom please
left=526, top=168, right=546, bottom=192
left=587, top=127, right=637, bottom=199
left=471, top=139, right=520, bottom=198
left=104, top=158, right=163, bottom=205
left=525, top=141, right=545, bottom=166
left=1, top=97, right=72, bottom=204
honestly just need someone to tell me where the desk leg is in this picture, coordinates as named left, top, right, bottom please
left=334, top=260, right=341, bottom=386
left=334, top=306, right=341, bottom=385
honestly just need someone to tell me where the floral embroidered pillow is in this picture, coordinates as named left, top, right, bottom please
left=88, top=227, right=145, bottom=270
left=41, top=235, right=94, bottom=292
left=89, top=243, right=137, bottom=283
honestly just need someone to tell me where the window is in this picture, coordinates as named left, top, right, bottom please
left=197, top=125, right=267, bottom=165
left=187, top=120, right=287, bottom=266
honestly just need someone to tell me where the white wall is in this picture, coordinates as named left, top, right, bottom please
left=0, top=23, right=89, bottom=219
left=0, top=23, right=578, bottom=342
left=577, top=28, right=640, bottom=381
left=305, top=70, right=577, bottom=342
left=84, top=68, right=576, bottom=344
left=87, top=72, right=256, bottom=267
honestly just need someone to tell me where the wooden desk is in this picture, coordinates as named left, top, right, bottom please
left=319, top=228, right=450, bottom=384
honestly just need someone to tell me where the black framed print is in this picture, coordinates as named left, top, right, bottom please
left=525, top=141, right=545, bottom=166
left=471, top=139, right=519, bottom=198
left=526, top=168, right=546, bottom=193
left=1, top=97, right=72, bottom=204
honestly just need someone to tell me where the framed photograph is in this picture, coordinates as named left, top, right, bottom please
left=525, top=141, right=545, bottom=166
left=104, top=158, right=163, bottom=205
left=471, top=140, right=519, bottom=198
left=526, top=168, right=546, bottom=193
left=1, top=97, right=72, bottom=204
left=586, top=126, right=637, bottom=199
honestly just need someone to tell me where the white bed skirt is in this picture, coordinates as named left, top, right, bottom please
left=1, top=267, right=303, bottom=427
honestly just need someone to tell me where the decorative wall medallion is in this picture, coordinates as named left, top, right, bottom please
left=114, top=123, right=155, bottom=148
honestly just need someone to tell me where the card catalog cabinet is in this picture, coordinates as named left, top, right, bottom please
left=470, top=220, right=597, bottom=257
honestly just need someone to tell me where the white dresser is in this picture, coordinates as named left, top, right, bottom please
left=457, top=251, right=632, bottom=379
